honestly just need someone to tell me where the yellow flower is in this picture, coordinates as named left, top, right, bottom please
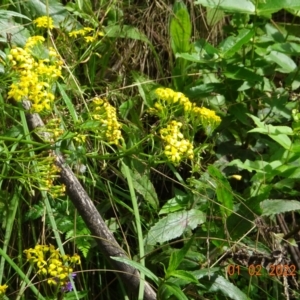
left=84, top=36, right=96, bottom=43
left=0, top=284, right=8, bottom=295
left=33, top=16, right=54, bottom=29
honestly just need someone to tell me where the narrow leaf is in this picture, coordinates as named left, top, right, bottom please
left=111, top=256, right=159, bottom=285
left=167, top=237, right=194, bottom=273
left=208, top=165, right=233, bottom=218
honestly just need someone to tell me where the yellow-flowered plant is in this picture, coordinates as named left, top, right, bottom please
left=7, top=35, right=63, bottom=112
left=0, top=284, right=8, bottom=297
left=90, top=97, right=122, bottom=145
left=24, top=244, right=81, bottom=287
left=160, top=120, right=194, bottom=164
left=33, top=16, right=54, bottom=29
left=69, top=27, right=104, bottom=43
left=33, top=155, right=65, bottom=197
left=151, top=87, right=221, bottom=164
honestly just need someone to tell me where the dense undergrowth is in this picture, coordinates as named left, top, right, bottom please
left=1, top=0, right=300, bottom=299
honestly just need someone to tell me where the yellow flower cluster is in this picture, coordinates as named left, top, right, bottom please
left=91, top=97, right=122, bottom=145
left=69, top=27, right=104, bottom=43
left=7, top=36, right=62, bottom=112
left=154, top=87, right=192, bottom=112
left=160, top=121, right=194, bottom=164
left=33, top=16, right=54, bottom=29
left=35, top=156, right=65, bottom=197
left=24, top=244, right=80, bottom=286
left=0, top=284, right=8, bottom=296
left=191, top=106, right=221, bottom=131
left=154, top=87, right=221, bottom=133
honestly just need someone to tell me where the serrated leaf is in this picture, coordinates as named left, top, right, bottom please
left=261, top=199, right=300, bottom=216
left=207, top=165, right=233, bottom=218
left=128, top=169, right=159, bottom=210
left=145, top=209, right=205, bottom=245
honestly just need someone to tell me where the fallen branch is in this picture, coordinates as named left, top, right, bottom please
left=23, top=101, right=156, bottom=300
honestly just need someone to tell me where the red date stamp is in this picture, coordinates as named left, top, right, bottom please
left=227, top=264, right=297, bottom=277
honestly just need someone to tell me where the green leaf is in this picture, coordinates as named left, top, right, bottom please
left=26, top=0, right=71, bottom=26
left=266, top=51, right=297, bottom=73
left=170, top=4, right=192, bottom=54
left=110, top=256, right=159, bottom=285
left=119, top=99, right=135, bottom=119
left=194, top=0, right=255, bottom=14
left=159, top=282, right=189, bottom=300
left=106, top=25, right=150, bottom=43
left=126, top=168, right=159, bottom=210
left=206, top=7, right=225, bottom=26
left=225, top=65, right=263, bottom=81
left=145, top=209, right=205, bottom=245
left=257, top=0, right=300, bottom=15
left=167, top=237, right=194, bottom=273
left=248, top=114, right=293, bottom=150
left=0, top=10, right=31, bottom=21
left=207, top=165, right=234, bottom=218
left=167, top=270, right=198, bottom=284
left=207, top=275, right=249, bottom=300
left=270, top=42, right=300, bottom=55
left=159, top=190, right=190, bottom=214
left=261, top=199, right=300, bottom=216
left=221, top=29, right=255, bottom=58
left=0, top=18, right=30, bottom=47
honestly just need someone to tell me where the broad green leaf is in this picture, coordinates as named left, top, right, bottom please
left=228, top=159, right=282, bottom=178
left=106, top=25, right=150, bottom=43
left=176, top=52, right=219, bottom=63
left=221, top=29, right=255, bottom=58
left=145, top=209, right=205, bottom=245
left=194, top=0, right=255, bottom=14
left=78, top=120, right=101, bottom=130
left=170, top=3, right=192, bottom=54
left=207, top=165, right=233, bottom=218
left=257, top=0, right=300, bottom=15
left=266, top=51, right=297, bottom=73
left=261, top=199, right=300, bottom=216
left=167, top=237, right=194, bottom=273
left=0, top=10, right=31, bottom=21
left=0, top=18, right=30, bottom=47
left=225, top=65, right=263, bottom=81
left=126, top=168, right=159, bottom=210
left=26, top=0, right=71, bottom=26
left=206, top=7, right=224, bottom=26
left=248, top=115, right=293, bottom=149
left=159, top=190, right=190, bottom=214
left=247, top=115, right=293, bottom=135
left=167, top=270, right=198, bottom=283
left=111, top=256, right=159, bottom=285
left=270, top=42, right=300, bottom=55
left=119, top=99, right=135, bottom=119
left=207, top=275, right=249, bottom=300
